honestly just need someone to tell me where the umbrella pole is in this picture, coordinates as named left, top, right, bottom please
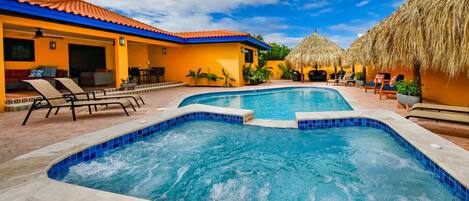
left=413, top=62, right=422, bottom=103
left=301, top=66, right=304, bottom=83
left=362, top=63, right=367, bottom=86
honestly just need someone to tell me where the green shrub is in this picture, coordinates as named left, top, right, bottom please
left=354, top=72, right=364, bottom=81
left=243, top=64, right=272, bottom=85
left=396, top=80, right=421, bottom=97
left=221, top=68, right=236, bottom=87
left=186, top=68, right=207, bottom=86
left=279, top=64, right=293, bottom=80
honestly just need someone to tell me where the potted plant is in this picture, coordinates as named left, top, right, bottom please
left=354, top=72, right=364, bottom=86
left=186, top=68, right=207, bottom=86
left=396, top=80, right=421, bottom=106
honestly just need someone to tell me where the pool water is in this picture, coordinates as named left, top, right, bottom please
left=179, top=88, right=352, bottom=120
left=59, top=121, right=457, bottom=201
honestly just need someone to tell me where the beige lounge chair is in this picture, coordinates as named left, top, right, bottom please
left=55, top=78, right=144, bottom=107
left=405, top=110, right=469, bottom=124
left=338, top=72, right=355, bottom=86
left=22, top=79, right=136, bottom=125
left=411, top=103, right=469, bottom=114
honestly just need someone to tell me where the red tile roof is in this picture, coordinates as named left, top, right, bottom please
left=177, top=30, right=251, bottom=39
left=17, top=0, right=256, bottom=40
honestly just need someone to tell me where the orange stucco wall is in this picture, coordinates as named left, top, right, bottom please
left=149, top=43, right=257, bottom=87
left=3, top=31, right=115, bottom=72
left=128, top=43, right=149, bottom=68
left=367, top=67, right=469, bottom=107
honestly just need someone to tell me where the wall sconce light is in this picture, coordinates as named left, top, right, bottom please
left=162, top=47, right=167, bottom=54
left=119, top=36, right=125, bottom=46
left=49, top=41, right=56, bottom=50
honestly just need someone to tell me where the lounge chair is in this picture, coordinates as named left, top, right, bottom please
left=411, top=103, right=469, bottom=114
left=338, top=72, right=355, bottom=87
left=55, top=78, right=144, bottom=107
left=364, top=74, right=385, bottom=94
left=405, top=110, right=469, bottom=124
left=379, top=74, right=404, bottom=99
left=326, top=72, right=345, bottom=85
left=22, top=79, right=136, bottom=125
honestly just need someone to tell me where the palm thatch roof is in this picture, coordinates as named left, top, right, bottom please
left=343, top=35, right=370, bottom=66
left=350, top=0, right=469, bottom=78
left=285, top=32, right=345, bottom=71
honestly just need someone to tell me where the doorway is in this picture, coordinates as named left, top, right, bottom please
left=68, top=44, right=106, bottom=77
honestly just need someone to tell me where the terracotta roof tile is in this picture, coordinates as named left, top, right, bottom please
left=16, top=0, right=266, bottom=45
left=176, top=30, right=251, bottom=39
left=18, top=0, right=176, bottom=36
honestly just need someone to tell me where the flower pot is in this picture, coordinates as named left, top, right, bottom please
left=397, top=93, right=420, bottom=106
left=355, top=80, right=364, bottom=86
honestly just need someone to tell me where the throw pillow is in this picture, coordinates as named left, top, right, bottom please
left=28, top=69, right=44, bottom=78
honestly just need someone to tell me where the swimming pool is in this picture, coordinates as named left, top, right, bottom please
left=55, top=120, right=458, bottom=201
left=179, top=87, right=352, bottom=120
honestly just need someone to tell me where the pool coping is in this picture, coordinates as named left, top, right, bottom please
left=0, top=105, right=468, bottom=200
left=166, top=85, right=360, bottom=111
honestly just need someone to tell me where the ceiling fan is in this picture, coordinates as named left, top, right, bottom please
left=33, top=28, right=64, bottom=39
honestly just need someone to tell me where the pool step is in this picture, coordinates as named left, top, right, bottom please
left=4, top=82, right=187, bottom=112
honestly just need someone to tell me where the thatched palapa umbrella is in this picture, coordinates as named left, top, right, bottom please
left=285, top=32, right=345, bottom=82
left=349, top=0, right=469, bottom=102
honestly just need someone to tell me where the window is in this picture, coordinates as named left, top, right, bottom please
left=244, top=48, right=254, bottom=63
left=4, top=38, right=35, bottom=61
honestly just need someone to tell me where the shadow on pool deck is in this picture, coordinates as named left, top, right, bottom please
left=0, top=80, right=468, bottom=163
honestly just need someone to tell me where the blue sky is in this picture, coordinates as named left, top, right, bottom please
left=88, top=0, right=404, bottom=48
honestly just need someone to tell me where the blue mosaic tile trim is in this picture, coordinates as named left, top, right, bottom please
left=298, top=118, right=468, bottom=201
left=48, top=112, right=244, bottom=179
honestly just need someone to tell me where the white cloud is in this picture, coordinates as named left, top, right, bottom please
left=328, top=20, right=377, bottom=34
left=356, top=0, right=371, bottom=7
left=310, top=8, right=334, bottom=17
left=87, top=0, right=279, bottom=32
left=392, top=0, right=405, bottom=8
left=326, top=35, right=356, bottom=48
left=302, top=0, right=330, bottom=10
left=263, top=33, right=304, bottom=48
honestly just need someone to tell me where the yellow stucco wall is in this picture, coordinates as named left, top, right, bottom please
left=3, top=31, right=116, bottom=71
left=149, top=43, right=257, bottom=87
left=367, top=67, right=469, bottom=107
left=266, top=60, right=284, bottom=80
left=128, top=43, right=149, bottom=68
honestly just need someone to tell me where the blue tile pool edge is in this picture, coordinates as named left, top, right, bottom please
left=298, top=118, right=468, bottom=201
left=46, top=112, right=467, bottom=201
left=177, top=86, right=354, bottom=110
left=47, top=112, right=244, bottom=179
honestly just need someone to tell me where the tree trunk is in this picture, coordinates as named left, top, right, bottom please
left=352, top=64, right=355, bottom=73
left=413, top=61, right=422, bottom=103
left=315, top=64, right=318, bottom=71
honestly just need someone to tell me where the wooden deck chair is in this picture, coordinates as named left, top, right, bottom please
left=22, top=79, right=135, bottom=125
left=411, top=103, right=469, bottom=114
left=365, top=74, right=385, bottom=94
left=379, top=74, right=404, bottom=99
left=405, top=110, right=469, bottom=124
left=55, top=78, right=144, bottom=107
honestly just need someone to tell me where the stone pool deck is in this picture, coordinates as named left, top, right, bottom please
left=0, top=80, right=468, bottom=163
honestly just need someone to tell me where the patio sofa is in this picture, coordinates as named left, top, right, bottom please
left=308, top=70, right=327, bottom=81
left=6, top=67, right=68, bottom=90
